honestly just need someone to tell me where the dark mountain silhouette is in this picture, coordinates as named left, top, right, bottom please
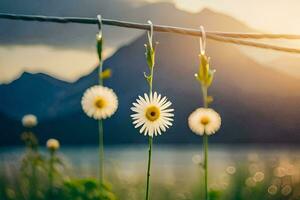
left=0, top=7, right=299, bottom=145
left=0, top=72, right=72, bottom=120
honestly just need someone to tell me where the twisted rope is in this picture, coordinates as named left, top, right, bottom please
left=1, top=13, right=300, bottom=54
left=207, top=34, right=300, bottom=54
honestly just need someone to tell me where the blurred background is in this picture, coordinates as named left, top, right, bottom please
left=0, top=0, right=300, bottom=199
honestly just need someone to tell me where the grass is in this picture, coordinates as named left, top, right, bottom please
left=1, top=146, right=300, bottom=200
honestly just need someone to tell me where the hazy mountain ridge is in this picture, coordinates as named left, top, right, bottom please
left=267, top=56, right=300, bottom=79
left=0, top=1, right=257, bottom=49
left=0, top=6, right=299, bottom=145
left=0, top=72, right=73, bottom=120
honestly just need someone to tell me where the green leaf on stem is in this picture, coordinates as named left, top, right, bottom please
left=204, top=69, right=215, bottom=87
left=206, top=96, right=214, bottom=105
left=100, top=69, right=112, bottom=80
left=144, top=72, right=152, bottom=84
left=145, top=43, right=155, bottom=69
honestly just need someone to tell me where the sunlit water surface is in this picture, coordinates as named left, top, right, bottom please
left=1, top=145, right=300, bottom=185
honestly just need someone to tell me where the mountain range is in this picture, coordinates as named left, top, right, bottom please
left=0, top=4, right=299, bottom=145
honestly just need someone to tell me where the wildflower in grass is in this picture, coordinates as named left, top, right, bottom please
left=188, top=108, right=221, bottom=136
left=81, top=85, right=118, bottom=120
left=47, top=138, right=60, bottom=151
left=21, top=114, right=40, bottom=199
left=21, top=131, right=38, bottom=150
left=46, top=138, right=66, bottom=199
left=20, top=115, right=43, bottom=200
left=22, top=114, right=38, bottom=128
left=131, top=92, right=174, bottom=137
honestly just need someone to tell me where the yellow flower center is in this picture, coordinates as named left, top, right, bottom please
left=145, top=106, right=160, bottom=121
left=94, top=97, right=107, bottom=109
left=200, top=116, right=210, bottom=125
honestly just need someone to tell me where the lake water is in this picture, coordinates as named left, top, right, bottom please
left=1, top=145, right=299, bottom=184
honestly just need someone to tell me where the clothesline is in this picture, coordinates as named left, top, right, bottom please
left=1, top=13, right=300, bottom=54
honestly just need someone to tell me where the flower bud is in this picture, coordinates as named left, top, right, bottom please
left=46, top=139, right=60, bottom=151
left=197, top=54, right=215, bottom=88
left=22, top=114, right=38, bottom=128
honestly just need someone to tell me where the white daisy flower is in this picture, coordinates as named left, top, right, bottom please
left=131, top=92, right=174, bottom=137
left=188, top=108, right=221, bottom=136
left=46, top=138, right=60, bottom=151
left=81, top=85, right=118, bottom=120
left=22, top=114, right=38, bottom=128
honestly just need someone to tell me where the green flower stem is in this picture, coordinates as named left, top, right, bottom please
left=149, top=66, right=154, bottom=93
left=202, top=85, right=208, bottom=200
left=98, top=119, right=104, bottom=185
left=29, top=136, right=38, bottom=200
left=145, top=136, right=153, bottom=200
left=203, top=134, right=208, bottom=200
left=201, top=86, right=208, bottom=108
left=30, top=157, right=37, bottom=200
left=97, top=36, right=104, bottom=186
left=98, top=60, right=103, bottom=86
left=48, top=150, right=55, bottom=198
left=145, top=56, right=154, bottom=200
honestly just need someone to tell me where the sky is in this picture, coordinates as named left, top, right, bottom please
left=0, top=0, right=300, bottom=83
left=161, top=0, right=300, bottom=34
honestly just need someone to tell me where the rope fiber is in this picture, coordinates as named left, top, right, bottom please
left=1, top=13, right=300, bottom=54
